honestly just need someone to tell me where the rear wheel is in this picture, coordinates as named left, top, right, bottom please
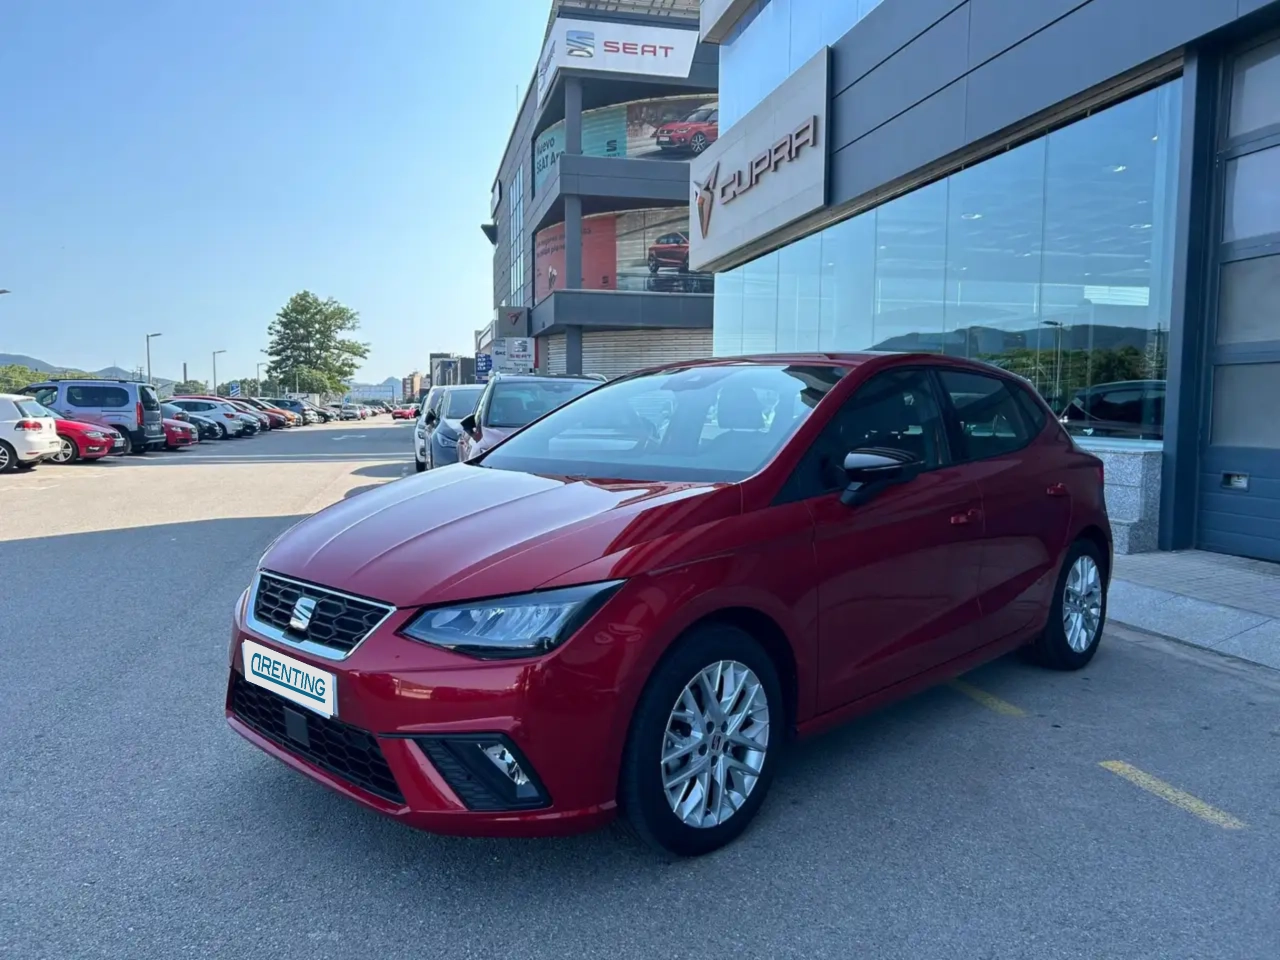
left=51, top=436, right=79, bottom=464
left=0, top=441, right=17, bottom=473
left=1027, top=538, right=1107, bottom=670
left=619, top=624, right=782, bottom=857
left=116, top=431, right=133, bottom=456
left=216, top=422, right=229, bottom=440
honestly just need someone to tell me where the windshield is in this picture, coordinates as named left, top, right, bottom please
left=685, top=107, right=714, bottom=122
left=485, top=380, right=597, bottom=428
left=162, top=403, right=182, bottom=417
left=481, top=364, right=845, bottom=483
left=443, top=388, right=483, bottom=419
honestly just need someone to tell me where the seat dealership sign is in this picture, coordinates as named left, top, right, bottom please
left=536, top=18, right=698, bottom=105
left=689, top=49, right=829, bottom=273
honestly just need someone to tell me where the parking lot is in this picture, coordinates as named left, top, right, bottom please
left=2, top=417, right=1278, bottom=960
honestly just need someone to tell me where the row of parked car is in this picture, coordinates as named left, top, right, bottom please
left=0, top=377, right=361, bottom=473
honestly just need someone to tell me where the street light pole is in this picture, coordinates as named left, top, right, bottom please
left=213, top=350, right=226, bottom=395
left=256, top=362, right=264, bottom=394
left=145, top=332, right=163, bottom=384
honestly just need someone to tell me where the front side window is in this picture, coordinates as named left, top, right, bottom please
left=937, top=370, right=1033, bottom=460
left=484, top=380, right=597, bottom=428
left=481, top=364, right=845, bottom=483
left=782, top=369, right=946, bottom=501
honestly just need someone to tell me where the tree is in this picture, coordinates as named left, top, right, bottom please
left=265, top=291, right=369, bottom=396
left=171, top=379, right=208, bottom=395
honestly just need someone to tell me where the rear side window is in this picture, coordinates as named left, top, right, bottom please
left=937, top=370, right=1034, bottom=461
left=14, top=399, right=49, bottom=418
left=139, top=385, right=161, bottom=411
left=1010, top=382, right=1048, bottom=433
left=67, top=385, right=129, bottom=408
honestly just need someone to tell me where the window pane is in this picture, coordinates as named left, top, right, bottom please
left=1218, top=253, right=1280, bottom=345
left=1212, top=363, right=1280, bottom=449
left=938, top=370, right=1034, bottom=460
left=945, top=138, right=1046, bottom=361
left=873, top=179, right=947, bottom=351
left=1230, top=38, right=1280, bottom=139
left=777, top=234, right=821, bottom=351
left=741, top=252, right=779, bottom=353
left=1224, top=145, right=1280, bottom=242
left=819, top=211, right=875, bottom=350
left=712, top=267, right=745, bottom=355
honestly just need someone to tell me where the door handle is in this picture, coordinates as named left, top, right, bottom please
left=950, top=508, right=982, bottom=526
left=1046, top=482, right=1068, bottom=497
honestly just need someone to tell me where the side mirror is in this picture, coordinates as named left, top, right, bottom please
left=460, top=413, right=480, bottom=438
left=423, top=410, right=438, bottom=426
left=840, top=447, right=922, bottom=507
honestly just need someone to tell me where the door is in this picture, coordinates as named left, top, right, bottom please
left=796, top=369, right=985, bottom=712
left=935, top=369, right=1073, bottom=642
left=1198, top=35, right=1280, bottom=562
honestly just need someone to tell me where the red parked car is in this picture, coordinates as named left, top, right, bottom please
left=647, top=232, right=690, bottom=273
left=46, top=416, right=119, bottom=463
left=226, top=354, right=1111, bottom=856
left=654, top=103, right=719, bottom=155
left=391, top=405, right=418, bottom=420
left=163, top=417, right=198, bottom=449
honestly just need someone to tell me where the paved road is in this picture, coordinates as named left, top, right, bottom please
left=2, top=420, right=1278, bottom=960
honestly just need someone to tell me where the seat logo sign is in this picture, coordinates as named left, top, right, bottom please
left=288, top=597, right=316, bottom=633
left=566, top=30, right=594, bottom=58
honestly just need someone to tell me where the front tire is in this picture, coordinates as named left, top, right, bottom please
left=648, top=255, right=659, bottom=274
left=51, top=436, right=79, bottom=464
left=1028, top=538, right=1107, bottom=670
left=0, top=441, right=14, bottom=473
left=619, top=624, right=782, bottom=857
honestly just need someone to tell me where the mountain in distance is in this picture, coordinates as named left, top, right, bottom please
left=0, top=353, right=175, bottom=387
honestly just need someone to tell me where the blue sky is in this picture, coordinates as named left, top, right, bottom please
left=0, top=0, right=547, bottom=383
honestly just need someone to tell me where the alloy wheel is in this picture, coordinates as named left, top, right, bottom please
left=691, top=133, right=707, bottom=154
left=0, top=444, right=11, bottom=472
left=1062, top=555, right=1103, bottom=653
left=51, top=437, right=75, bottom=463
left=662, top=660, right=769, bottom=829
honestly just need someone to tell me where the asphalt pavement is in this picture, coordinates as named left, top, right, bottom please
left=1, top=419, right=1277, bottom=960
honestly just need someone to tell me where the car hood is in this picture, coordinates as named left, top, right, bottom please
left=660, top=122, right=698, bottom=133
left=261, top=464, right=740, bottom=608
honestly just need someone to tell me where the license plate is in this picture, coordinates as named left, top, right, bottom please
left=657, top=136, right=670, bottom=143
left=241, top=639, right=337, bottom=718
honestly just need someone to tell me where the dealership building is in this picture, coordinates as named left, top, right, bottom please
left=484, top=0, right=720, bottom=377
left=684, top=0, right=1280, bottom=563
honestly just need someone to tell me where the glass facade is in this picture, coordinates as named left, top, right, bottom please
left=713, top=80, right=1184, bottom=443
left=719, top=0, right=884, bottom=129
left=509, top=166, right=525, bottom=302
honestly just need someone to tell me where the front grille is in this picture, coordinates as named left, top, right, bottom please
left=230, top=673, right=404, bottom=804
left=254, top=572, right=391, bottom=655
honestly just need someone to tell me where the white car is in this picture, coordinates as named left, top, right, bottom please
left=167, top=398, right=247, bottom=438
left=0, top=393, right=61, bottom=472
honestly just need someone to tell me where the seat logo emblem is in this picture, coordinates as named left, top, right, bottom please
left=288, top=597, right=316, bottom=633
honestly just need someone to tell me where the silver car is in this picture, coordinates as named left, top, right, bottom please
left=167, top=398, right=247, bottom=438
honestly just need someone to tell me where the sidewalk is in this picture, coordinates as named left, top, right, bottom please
left=1108, top=550, right=1280, bottom=669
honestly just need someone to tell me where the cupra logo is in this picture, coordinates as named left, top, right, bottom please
left=566, top=30, right=594, bottom=57
left=695, top=162, right=719, bottom=240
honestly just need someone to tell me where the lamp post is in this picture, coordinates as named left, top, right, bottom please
left=212, top=350, right=226, bottom=396
left=256, top=362, right=264, bottom=395
left=145, top=332, right=163, bottom=384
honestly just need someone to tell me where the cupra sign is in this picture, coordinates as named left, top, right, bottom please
left=695, top=116, right=820, bottom=239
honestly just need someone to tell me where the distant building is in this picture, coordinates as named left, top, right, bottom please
left=401, top=371, right=423, bottom=402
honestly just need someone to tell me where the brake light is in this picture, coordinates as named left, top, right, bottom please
left=137, top=401, right=144, bottom=427
left=15, top=419, right=42, bottom=431
left=223, top=412, right=238, bottom=419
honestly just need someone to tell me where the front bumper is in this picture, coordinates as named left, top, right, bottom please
left=225, top=579, right=646, bottom=836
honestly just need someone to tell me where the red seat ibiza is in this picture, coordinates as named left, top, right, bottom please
left=226, top=354, right=1111, bottom=856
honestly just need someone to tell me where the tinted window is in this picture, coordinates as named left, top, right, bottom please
left=781, top=369, right=946, bottom=502
left=66, top=385, right=129, bottom=408
left=482, top=364, right=845, bottom=483
left=29, top=387, right=58, bottom=406
left=139, top=385, right=160, bottom=410
left=485, top=380, right=597, bottom=428
left=443, top=388, right=483, bottom=418
left=938, top=370, right=1033, bottom=460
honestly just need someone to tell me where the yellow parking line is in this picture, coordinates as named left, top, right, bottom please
left=947, top=680, right=1025, bottom=717
left=1099, top=761, right=1246, bottom=830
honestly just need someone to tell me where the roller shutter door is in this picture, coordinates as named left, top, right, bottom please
left=542, top=334, right=566, bottom=375
left=582, top=328, right=713, bottom=379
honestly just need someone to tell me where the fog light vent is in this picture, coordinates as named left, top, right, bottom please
left=415, top=735, right=549, bottom=811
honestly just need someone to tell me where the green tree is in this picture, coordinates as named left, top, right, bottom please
left=265, top=291, right=369, bottom=395
left=171, top=379, right=208, bottom=395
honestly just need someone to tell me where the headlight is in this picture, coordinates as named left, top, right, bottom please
left=400, top=581, right=624, bottom=659
left=415, top=423, right=426, bottom=438
left=86, top=431, right=106, bottom=438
